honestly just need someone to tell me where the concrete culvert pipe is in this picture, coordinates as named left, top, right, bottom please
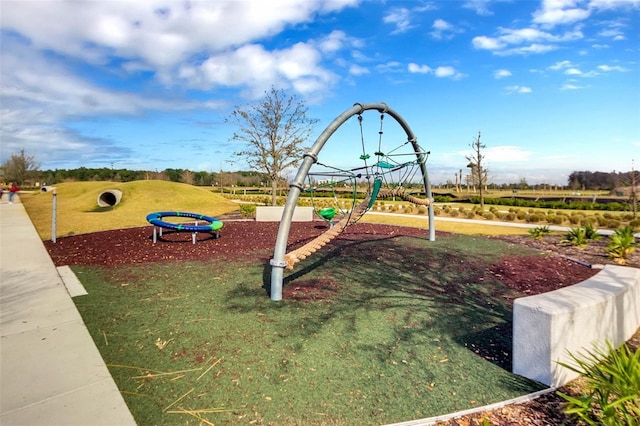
left=97, top=189, right=123, bottom=207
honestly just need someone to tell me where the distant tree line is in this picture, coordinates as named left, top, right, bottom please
left=568, top=170, right=638, bottom=191
left=32, top=167, right=271, bottom=188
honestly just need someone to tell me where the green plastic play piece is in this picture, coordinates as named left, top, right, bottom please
left=319, top=207, right=337, bottom=221
left=360, top=154, right=370, bottom=160
left=368, top=178, right=383, bottom=209
left=377, top=161, right=395, bottom=169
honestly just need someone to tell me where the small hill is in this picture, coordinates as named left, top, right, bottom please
left=21, top=180, right=239, bottom=239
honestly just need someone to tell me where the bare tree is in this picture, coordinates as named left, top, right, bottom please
left=228, top=87, right=317, bottom=205
left=624, top=160, right=639, bottom=219
left=1, top=149, right=40, bottom=185
left=180, top=170, right=194, bottom=185
left=465, top=131, right=488, bottom=211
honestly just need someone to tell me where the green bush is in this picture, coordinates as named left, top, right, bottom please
left=516, top=211, right=526, bottom=220
left=526, top=213, right=545, bottom=223
left=607, top=219, right=621, bottom=229
left=449, top=209, right=459, bottom=218
left=557, top=341, right=640, bottom=425
left=629, top=219, right=640, bottom=230
left=582, top=223, right=601, bottom=241
left=417, top=206, right=427, bottom=215
left=529, top=225, right=550, bottom=240
left=482, top=211, right=495, bottom=220
left=563, top=227, right=589, bottom=248
left=606, top=226, right=637, bottom=265
left=552, top=215, right=566, bottom=225
left=570, top=214, right=584, bottom=225
left=505, top=212, right=516, bottom=221
left=466, top=211, right=476, bottom=219
left=238, top=203, right=256, bottom=217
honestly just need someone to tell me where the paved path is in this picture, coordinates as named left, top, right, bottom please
left=0, top=198, right=136, bottom=425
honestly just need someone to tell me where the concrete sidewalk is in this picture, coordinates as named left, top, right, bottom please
left=0, top=199, right=136, bottom=425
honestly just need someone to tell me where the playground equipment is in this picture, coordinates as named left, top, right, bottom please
left=97, top=189, right=123, bottom=207
left=269, top=102, right=435, bottom=301
left=146, top=211, right=223, bottom=244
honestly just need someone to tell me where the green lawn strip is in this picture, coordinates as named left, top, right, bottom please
left=72, top=234, right=546, bottom=425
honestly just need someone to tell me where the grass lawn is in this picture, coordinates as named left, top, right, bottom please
left=72, top=234, right=546, bottom=425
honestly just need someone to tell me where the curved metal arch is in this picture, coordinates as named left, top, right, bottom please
left=269, top=102, right=435, bottom=301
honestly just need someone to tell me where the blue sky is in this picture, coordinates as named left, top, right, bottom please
left=1, top=0, right=638, bottom=185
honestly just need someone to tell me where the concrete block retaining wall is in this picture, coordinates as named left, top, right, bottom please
left=255, top=206, right=314, bottom=222
left=513, top=265, right=640, bottom=387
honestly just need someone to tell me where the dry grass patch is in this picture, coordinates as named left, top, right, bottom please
left=21, top=181, right=239, bottom=239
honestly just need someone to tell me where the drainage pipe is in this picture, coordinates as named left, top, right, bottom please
left=97, top=189, right=123, bottom=207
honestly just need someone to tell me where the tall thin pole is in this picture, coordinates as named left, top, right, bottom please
left=51, top=189, right=57, bottom=243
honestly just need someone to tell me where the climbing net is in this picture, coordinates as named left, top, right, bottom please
left=285, top=110, right=432, bottom=269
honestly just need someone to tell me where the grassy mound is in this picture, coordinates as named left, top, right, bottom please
left=21, top=181, right=238, bottom=239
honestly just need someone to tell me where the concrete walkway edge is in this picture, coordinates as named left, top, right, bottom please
left=0, top=201, right=136, bottom=425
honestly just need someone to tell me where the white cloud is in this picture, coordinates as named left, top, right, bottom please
left=565, top=67, right=583, bottom=75
left=408, top=63, right=432, bottom=74
left=598, top=64, right=628, bottom=72
left=472, top=36, right=506, bottom=50
left=494, top=69, right=512, bottom=79
left=549, top=60, right=574, bottom=70
left=349, top=64, right=369, bottom=76
left=560, top=82, right=583, bottom=90
left=430, top=18, right=462, bottom=40
left=473, top=27, right=582, bottom=55
left=505, top=85, right=533, bottom=94
left=532, top=0, right=591, bottom=27
left=376, top=61, right=404, bottom=73
left=407, top=64, right=465, bottom=80
left=383, top=8, right=414, bottom=34
left=434, top=66, right=465, bottom=80
left=485, top=146, right=533, bottom=163
left=462, top=0, right=495, bottom=16
left=0, top=0, right=354, bottom=96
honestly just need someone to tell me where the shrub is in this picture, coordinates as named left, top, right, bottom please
left=482, top=211, right=495, bottom=220
left=563, top=227, right=589, bottom=248
left=596, top=216, right=609, bottom=227
left=526, top=213, right=545, bottom=223
left=552, top=215, right=566, bottom=225
left=516, top=211, right=527, bottom=220
left=629, top=219, right=640, bottom=230
left=417, top=206, right=427, bottom=215
left=404, top=205, right=414, bottom=214
left=238, top=203, right=256, bottom=217
left=607, top=219, right=621, bottom=229
left=466, top=211, right=476, bottom=219
left=570, top=214, right=584, bottom=225
left=449, top=209, right=459, bottom=217
left=606, top=226, right=637, bottom=265
left=557, top=341, right=640, bottom=425
left=505, top=212, right=516, bottom=221
left=582, top=222, right=601, bottom=241
left=529, top=225, right=550, bottom=240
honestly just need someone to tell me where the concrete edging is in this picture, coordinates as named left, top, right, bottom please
left=513, top=265, right=640, bottom=387
left=255, top=206, right=313, bottom=222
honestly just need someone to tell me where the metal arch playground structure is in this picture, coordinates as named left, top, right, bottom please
left=269, top=102, right=436, bottom=301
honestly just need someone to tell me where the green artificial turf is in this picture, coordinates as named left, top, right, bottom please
left=72, top=234, right=546, bottom=425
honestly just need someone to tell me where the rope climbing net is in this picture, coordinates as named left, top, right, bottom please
left=284, top=110, right=432, bottom=269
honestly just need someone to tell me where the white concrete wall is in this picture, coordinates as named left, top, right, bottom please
left=513, top=265, right=640, bottom=387
left=255, top=206, right=314, bottom=222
